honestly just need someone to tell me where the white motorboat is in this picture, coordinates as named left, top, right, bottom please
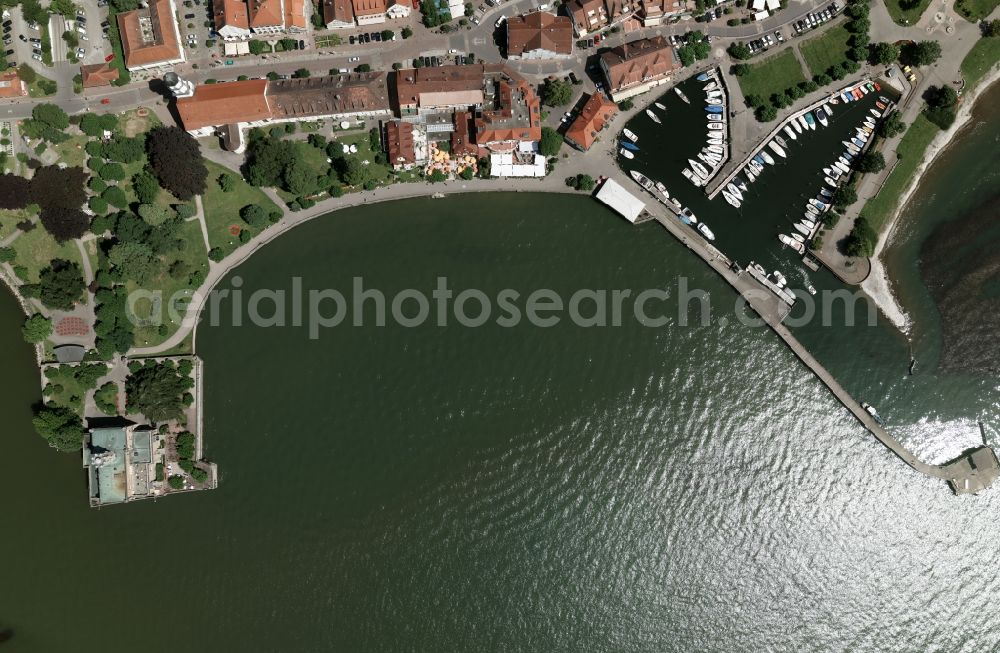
left=706, top=144, right=725, bottom=154
left=698, top=152, right=721, bottom=166
left=794, top=222, right=811, bottom=236
left=707, top=122, right=725, bottom=131
left=774, top=135, right=788, bottom=149
left=697, top=222, right=716, bottom=240
left=783, top=125, right=798, bottom=141
left=689, top=159, right=710, bottom=179
left=835, top=161, right=851, bottom=174
left=722, top=190, right=741, bottom=208
left=759, top=150, right=775, bottom=165
left=646, top=109, right=662, bottom=123
left=816, top=107, right=829, bottom=127
left=620, top=148, right=635, bottom=159
left=707, top=114, right=724, bottom=122
left=623, top=128, right=639, bottom=142
left=655, top=181, right=670, bottom=199
left=735, top=177, right=749, bottom=192
left=655, top=102, right=667, bottom=110
left=792, top=120, right=803, bottom=134
left=704, top=81, right=719, bottom=91
left=745, top=166, right=757, bottom=182
left=824, top=176, right=839, bottom=188
left=809, top=198, right=829, bottom=211
left=706, top=98, right=723, bottom=106
left=823, top=166, right=838, bottom=178
left=870, top=108, right=882, bottom=118
left=675, top=87, right=691, bottom=103
left=800, top=219, right=817, bottom=230
left=779, top=234, right=805, bottom=253
left=749, top=159, right=764, bottom=173
left=792, top=233, right=806, bottom=243
left=822, top=102, right=833, bottom=117
left=819, top=188, right=833, bottom=198
left=797, top=115, right=810, bottom=130
left=768, top=141, right=787, bottom=158
left=682, top=168, right=704, bottom=186
left=706, top=89, right=723, bottom=98
left=726, top=183, right=744, bottom=201
left=680, top=207, right=698, bottom=224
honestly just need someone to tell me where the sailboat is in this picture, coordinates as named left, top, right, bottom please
left=768, top=141, right=787, bottom=158
left=688, top=159, right=710, bottom=179
left=734, top=177, right=749, bottom=192
left=774, top=134, right=788, bottom=149
left=675, top=87, right=690, bottom=103
left=726, top=182, right=744, bottom=201
left=783, top=125, right=798, bottom=141
left=682, top=168, right=704, bottom=186
left=646, top=109, right=662, bottom=124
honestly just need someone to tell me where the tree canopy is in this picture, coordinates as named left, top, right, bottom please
left=0, top=173, right=30, bottom=210
left=869, top=42, right=900, bottom=65
left=109, top=241, right=159, bottom=283
left=539, top=127, right=563, bottom=156
left=854, top=151, right=886, bottom=173
left=22, top=314, right=52, bottom=343
left=125, top=361, right=195, bottom=423
left=901, top=40, right=943, bottom=66
left=146, top=126, right=208, bottom=200
left=33, top=259, right=86, bottom=310
left=32, top=404, right=87, bottom=453
left=29, top=165, right=89, bottom=242
left=541, top=79, right=573, bottom=107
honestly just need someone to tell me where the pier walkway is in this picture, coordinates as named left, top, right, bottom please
left=635, top=174, right=998, bottom=494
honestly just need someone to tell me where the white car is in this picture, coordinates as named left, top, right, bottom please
left=495, top=15, right=506, bottom=28
left=76, top=47, right=85, bottom=56
left=31, top=53, right=41, bottom=60
left=448, top=48, right=458, bottom=54
left=348, top=56, right=360, bottom=62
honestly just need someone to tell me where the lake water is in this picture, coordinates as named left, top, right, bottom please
left=1, top=86, right=998, bottom=652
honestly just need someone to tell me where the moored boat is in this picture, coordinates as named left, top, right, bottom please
left=783, top=125, right=798, bottom=140
left=675, top=87, right=690, bottom=103
left=722, top=190, right=741, bottom=208
left=734, top=177, right=748, bottom=192
left=822, top=102, right=833, bottom=116
left=696, top=72, right=710, bottom=82
left=779, top=234, right=805, bottom=253
left=682, top=168, right=704, bottom=186
left=706, top=105, right=724, bottom=114
left=707, top=122, right=725, bottom=131
left=768, top=141, right=787, bottom=158
left=835, top=160, right=850, bottom=174
left=697, top=222, right=716, bottom=240
left=707, top=114, right=724, bottom=122
left=797, top=115, right=809, bottom=130
left=875, top=101, right=886, bottom=110
left=792, top=233, right=806, bottom=243
left=630, top=169, right=653, bottom=187
left=775, top=134, right=788, bottom=149
left=706, top=98, right=723, bottom=106
left=689, top=159, right=710, bottom=179
left=621, top=141, right=639, bottom=151
left=623, top=128, right=639, bottom=142
left=816, top=107, right=829, bottom=127
left=646, top=109, right=662, bottom=123
left=655, top=102, right=667, bottom=110
left=824, top=176, right=838, bottom=188
left=744, top=166, right=757, bottom=181
left=655, top=181, right=670, bottom=199
left=704, top=81, right=719, bottom=91
left=726, top=182, right=743, bottom=201
left=870, top=108, right=881, bottom=118
left=809, top=198, right=829, bottom=211
left=759, top=150, right=776, bottom=165
left=706, top=90, right=723, bottom=98
left=804, top=112, right=816, bottom=130
left=706, top=144, right=725, bottom=154
left=681, top=207, right=698, bottom=224
left=620, top=147, right=635, bottom=159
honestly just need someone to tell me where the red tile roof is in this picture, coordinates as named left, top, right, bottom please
left=352, top=0, right=386, bottom=16
left=0, top=70, right=25, bottom=98
left=599, top=36, right=678, bottom=93
left=116, top=0, right=183, bottom=69
left=248, top=0, right=284, bottom=26
left=385, top=121, right=415, bottom=167
left=474, top=76, right=541, bottom=145
left=176, top=79, right=271, bottom=130
left=506, top=12, right=573, bottom=57
left=564, top=92, right=617, bottom=150
left=214, top=0, right=250, bottom=31
left=80, top=63, right=121, bottom=88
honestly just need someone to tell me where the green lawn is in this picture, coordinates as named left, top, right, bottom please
left=11, top=225, right=84, bottom=283
left=955, top=0, right=1000, bottom=21
left=50, top=134, right=89, bottom=168
left=861, top=114, right=939, bottom=234
left=883, top=0, right=932, bottom=25
left=274, top=140, right=333, bottom=204
left=799, top=25, right=852, bottom=77
left=202, top=159, right=281, bottom=256
left=960, top=35, right=1000, bottom=89
left=43, top=364, right=109, bottom=416
left=127, top=219, right=209, bottom=349
left=737, top=50, right=808, bottom=103
left=0, top=207, right=36, bottom=241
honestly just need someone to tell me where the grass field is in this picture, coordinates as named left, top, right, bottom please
left=799, top=25, right=852, bottom=77
left=0, top=207, right=36, bottom=241
left=960, top=35, right=1000, bottom=89
left=883, top=0, right=932, bottom=25
left=737, top=50, right=808, bottom=103
left=51, top=134, right=89, bottom=168
left=861, top=114, right=939, bottom=234
left=12, top=225, right=83, bottom=283
left=955, top=0, right=1000, bottom=21
left=127, top=219, right=209, bottom=349
left=202, top=160, right=282, bottom=256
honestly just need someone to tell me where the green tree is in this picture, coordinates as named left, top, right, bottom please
left=844, top=215, right=877, bottom=257
left=32, top=404, right=86, bottom=452
left=218, top=173, right=237, bottom=192
left=132, top=170, right=161, bottom=204
left=99, top=162, right=126, bottom=181
left=34, top=260, right=85, bottom=310
left=541, top=79, right=573, bottom=106
left=617, top=98, right=634, bottom=110
left=902, top=40, right=942, bottom=66
left=539, top=127, right=563, bottom=156
left=22, top=314, right=52, bottom=343
left=428, top=169, right=447, bottom=183
left=125, top=361, right=194, bottom=422
left=854, top=151, right=886, bottom=173
left=459, top=167, right=474, bottom=180
left=93, top=382, right=119, bottom=416
left=146, top=126, right=208, bottom=200
left=401, top=26, right=413, bottom=38
left=755, top=105, right=778, bottom=122
left=677, top=45, right=695, bottom=67
left=831, top=185, right=858, bottom=209
left=733, top=63, right=751, bottom=76
left=248, top=40, right=268, bottom=55
left=869, top=42, right=900, bottom=65
left=877, top=110, right=906, bottom=138
left=728, top=43, right=752, bottom=60
left=575, top=174, right=595, bottom=191
left=31, top=103, right=70, bottom=130
left=109, top=241, right=159, bottom=283
left=240, top=203, right=269, bottom=228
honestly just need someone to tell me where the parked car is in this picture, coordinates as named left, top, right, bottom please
left=101, top=98, right=110, bottom=104
left=448, top=48, right=458, bottom=54
left=568, top=71, right=579, bottom=84
left=775, top=30, right=784, bottom=42
left=349, top=35, right=355, bottom=44
left=76, top=47, right=85, bottom=56
left=1, top=19, right=11, bottom=27
left=348, top=55, right=360, bottom=62
left=495, top=15, right=506, bottom=28
left=28, top=36, right=40, bottom=43
left=77, top=15, right=87, bottom=24
left=373, top=32, right=381, bottom=41
left=298, top=39, right=305, bottom=49
left=4, top=49, right=12, bottom=56
left=184, top=12, right=196, bottom=18
left=31, top=53, right=41, bottom=61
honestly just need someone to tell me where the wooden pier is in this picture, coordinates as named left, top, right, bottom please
left=609, top=169, right=998, bottom=495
